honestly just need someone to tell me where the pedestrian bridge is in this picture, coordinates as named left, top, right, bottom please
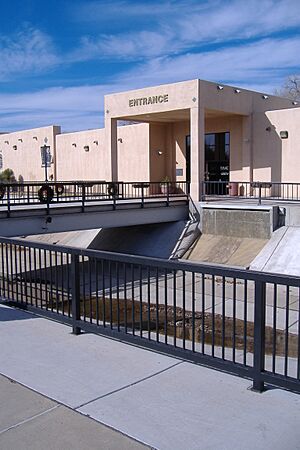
left=0, top=180, right=189, bottom=236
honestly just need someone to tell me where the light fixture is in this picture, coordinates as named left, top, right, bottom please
left=265, top=126, right=272, bottom=132
left=33, top=136, right=38, bottom=140
left=157, top=150, right=163, bottom=156
left=280, top=130, right=288, bottom=139
left=18, top=138, right=23, bottom=142
left=106, top=110, right=109, bottom=114
left=117, top=138, right=123, bottom=143
left=72, top=143, right=77, bottom=147
left=292, top=101, right=298, bottom=105
left=4, top=140, right=9, bottom=144
left=217, top=85, right=224, bottom=90
left=234, top=89, right=241, bottom=94
left=192, top=97, right=197, bottom=102
left=93, top=140, right=99, bottom=145
left=13, top=145, right=17, bottom=151
left=84, top=145, right=89, bottom=152
left=262, top=95, right=269, bottom=99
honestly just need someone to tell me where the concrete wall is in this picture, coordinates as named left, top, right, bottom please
left=0, top=126, right=60, bottom=181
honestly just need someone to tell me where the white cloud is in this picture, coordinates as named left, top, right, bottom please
left=0, top=27, right=59, bottom=81
left=70, top=0, right=300, bottom=61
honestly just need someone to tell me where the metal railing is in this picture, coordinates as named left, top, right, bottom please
left=0, top=236, right=299, bottom=394
left=0, top=180, right=189, bottom=215
left=202, top=181, right=300, bottom=204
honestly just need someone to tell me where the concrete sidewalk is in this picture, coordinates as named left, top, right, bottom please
left=0, top=374, right=149, bottom=450
left=0, top=303, right=299, bottom=450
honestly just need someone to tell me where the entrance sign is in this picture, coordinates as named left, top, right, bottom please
left=129, top=94, right=169, bottom=107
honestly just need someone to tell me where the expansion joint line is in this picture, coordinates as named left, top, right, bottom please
left=75, top=360, right=183, bottom=410
left=0, top=405, right=60, bottom=435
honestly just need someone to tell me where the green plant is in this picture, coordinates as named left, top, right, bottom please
left=0, top=168, right=16, bottom=183
left=160, top=176, right=170, bottom=184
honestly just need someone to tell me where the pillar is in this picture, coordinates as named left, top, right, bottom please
left=190, top=105, right=205, bottom=201
left=105, top=117, right=118, bottom=181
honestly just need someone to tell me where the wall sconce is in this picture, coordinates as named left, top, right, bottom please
left=234, top=89, right=241, bottom=94
left=93, top=140, right=99, bottom=145
left=84, top=145, right=89, bottom=152
left=117, top=138, right=123, bottom=143
left=157, top=150, right=163, bottom=156
left=262, top=95, right=269, bottom=99
left=192, top=97, right=197, bottom=102
left=4, top=140, right=9, bottom=144
left=280, top=130, right=288, bottom=139
left=217, top=85, right=224, bottom=90
left=18, top=138, right=23, bottom=142
left=33, top=136, right=38, bottom=140
left=292, top=101, right=298, bottom=105
left=13, top=145, right=17, bottom=150
left=72, top=143, right=77, bottom=147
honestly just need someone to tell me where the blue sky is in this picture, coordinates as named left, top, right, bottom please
left=1, top=0, right=300, bottom=132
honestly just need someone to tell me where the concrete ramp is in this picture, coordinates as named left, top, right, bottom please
left=186, top=234, right=267, bottom=268
left=250, top=226, right=300, bottom=276
left=88, top=222, right=187, bottom=258
left=22, top=229, right=101, bottom=249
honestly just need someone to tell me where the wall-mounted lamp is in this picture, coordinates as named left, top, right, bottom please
left=93, top=140, right=99, bottom=145
left=265, top=126, right=272, bottom=132
left=292, top=101, right=298, bottom=105
left=234, top=89, right=241, bottom=94
left=192, top=97, right=197, bottom=102
left=33, top=136, right=38, bottom=140
left=18, top=138, right=23, bottom=142
left=157, top=150, right=163, bottom=156
left=72, top=143, right=77, bottom=147
left=217, top=85, right=224, bottom=90
left=13, top=145, right=17, bottom=151
left=84, top=145, right=90, bottom=152
left=4, top=140, right=9, bottom=144
left=117, top=138, right=123, bottom=143
left=280, top=130, right=288, bottom=139
left=262, top=95, right=269, bottom=99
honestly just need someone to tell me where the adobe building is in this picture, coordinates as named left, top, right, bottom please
left=104, top=79, right=298, bottom=201
left=0, top=79, right=299, bottom=202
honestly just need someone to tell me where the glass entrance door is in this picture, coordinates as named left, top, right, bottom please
left=205, top=132, right=230, bottom=194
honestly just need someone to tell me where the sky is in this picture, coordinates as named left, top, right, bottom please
left=1, top=0, right=300, bottom=132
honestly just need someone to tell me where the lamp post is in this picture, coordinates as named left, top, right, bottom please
left=41, top=145, right=51, bottom=182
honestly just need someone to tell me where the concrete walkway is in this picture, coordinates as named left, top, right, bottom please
left=0, top=374, right=149, bottom=450
left=0, top=303, right=300, bottom=450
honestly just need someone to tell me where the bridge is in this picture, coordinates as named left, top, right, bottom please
left=0, top=180, right=189, bottom=236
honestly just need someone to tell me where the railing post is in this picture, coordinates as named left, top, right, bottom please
left=258, top=182, right=262, bottom=205
left=7, top=185, right=11, bottom=218
left=81, top=184, right=85, bottom=213
left=71, top=253, right=81, bottom=335
left=167, top=182, right=170, bottom=206
left=252, top=279, right=266, bottom=392
left=141, top=183, right=144, bottom=208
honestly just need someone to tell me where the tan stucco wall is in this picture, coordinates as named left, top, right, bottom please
left=117, top=123, right=150, bottom=182
left=0, top=126, right=60, bottom=181
left=56, top=123, right=149, bottom=181
left=266, top=108, right=300, bottom=183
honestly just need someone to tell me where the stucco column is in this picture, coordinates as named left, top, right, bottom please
left=105, top=117, right=118, bottom=181
left=190, top=106, right=205, bottom=201
left=241, top=115, right=253, bottom=182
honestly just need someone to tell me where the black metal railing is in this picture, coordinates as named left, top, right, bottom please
left=0, top=180, right=189, bottom=215
left=202, top=181, right=300, bottom=204
left=0, top=236, right=299, bottom=394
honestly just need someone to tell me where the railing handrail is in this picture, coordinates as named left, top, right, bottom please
left=1, top=235, right=300, bottom=287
